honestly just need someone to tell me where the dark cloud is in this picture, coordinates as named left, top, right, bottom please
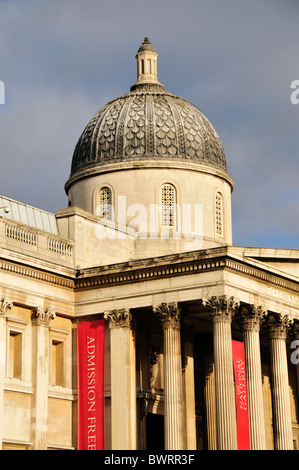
left=0, top=0, right=298, bottom=249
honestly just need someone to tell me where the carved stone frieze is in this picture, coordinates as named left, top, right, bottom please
left=153, top=302, right=181, bottom=329
left=202, top=295, right=240, bottom=323
left=236, top=304, right=267, bottom=331
left=31, top=307, right=55, bottom=326
left=104, top=308, right=132, bottom=328
left=266, top=312, right=293, bottom=340
left=0, top=298, right=13, bottom=316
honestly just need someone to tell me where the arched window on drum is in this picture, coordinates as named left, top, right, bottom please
left=161, top=183, right=176, bottom=228
left=215, top=192, right=224, bottom=238
left=98, top=186, right=113, bottom=220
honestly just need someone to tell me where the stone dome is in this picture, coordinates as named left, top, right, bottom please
left=65, top=38, right=231, bottom=193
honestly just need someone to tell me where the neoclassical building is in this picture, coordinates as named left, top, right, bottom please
left=0, top=38, right=298, bottom=450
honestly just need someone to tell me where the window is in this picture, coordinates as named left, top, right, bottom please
left=98, top=187, right=112, bottom=220
left=215, top=192, right=223, bottom=237
left=161, top=183, right=176, bottom=227
left=8, top=331, right=22, bottom=379
left=51, top=340, right=64, bottom=386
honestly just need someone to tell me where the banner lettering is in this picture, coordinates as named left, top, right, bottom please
left=232, top=340, right=250, bottom=450
left=77, top=320, right=105, bottom=450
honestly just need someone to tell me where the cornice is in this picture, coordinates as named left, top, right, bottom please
left=75, top=256, right=226, bottom=290
left=0, top=257, right=75, bottom=289
left=75, top=252, right=299, bottom=297
left=0, top=248, right=298, bottom=300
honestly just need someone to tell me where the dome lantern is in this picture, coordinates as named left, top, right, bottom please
left=133, top=37, right=163, bottom=88
left=65, top=38, right=233, bottom=194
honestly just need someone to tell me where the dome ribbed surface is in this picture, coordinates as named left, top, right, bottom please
left=70, top=85, right=227, bottom=177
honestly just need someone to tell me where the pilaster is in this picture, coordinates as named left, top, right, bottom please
left=31, top=307, right=55, bottom=450
left=0, top=299, right=12, bottom=449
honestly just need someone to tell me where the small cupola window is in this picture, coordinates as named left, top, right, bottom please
left=98, top=187, right=112, bottom=220
left=161, top=183, right=176, bottom=227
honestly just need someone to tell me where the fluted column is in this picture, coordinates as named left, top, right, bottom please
left=267, top=312, right=293, bottom=450
left=182, top=325, right=196, bottom=450
left=104, top=309, right=136, bottom=450
left=153, top=302, right=184, bottom=450
left=203, top=344, right=217, bottom=450
left=237, top=304, right=267, bottom=450
left=0, top=299, right=12, bottom=449
left=203, top=295, right=238, bottom=450
left=31, top=307, right=55, bottom=450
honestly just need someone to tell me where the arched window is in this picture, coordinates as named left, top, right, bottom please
left=215, top=192, right=223, bottom=237
left=161, top=183, right=176, bottom=227
left=98, top=187, right=112, bottom=220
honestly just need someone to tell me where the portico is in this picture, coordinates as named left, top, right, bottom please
left=74, top=245, right=299, bottom=450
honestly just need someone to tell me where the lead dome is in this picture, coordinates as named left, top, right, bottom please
left=65, top=38, right=230, bottom=193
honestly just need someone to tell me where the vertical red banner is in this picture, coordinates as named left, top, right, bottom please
left=232, top=340, right=250, bottom=450
left=77, top=320, right=105, bottom=450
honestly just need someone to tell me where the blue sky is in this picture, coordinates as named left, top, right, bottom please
left=0, top=0, right=299, bottom=249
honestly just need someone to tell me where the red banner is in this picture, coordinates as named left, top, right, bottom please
left=232, top=340, right=250, bottom=450
left=77, top=320, right=105, bottom=450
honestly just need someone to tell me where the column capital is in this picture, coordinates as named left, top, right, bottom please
left=203, top=295, right=240, bottom=323
left=153, top=302, right=181, bottom=329
left=267, top=312, right=293, bottom=340
left=236, top=304, right=267, bottom=331
left=104, top=308, right=132, bottom=328
left=0, top=298, right=13, bottom=317
left=31, top=307, right=55, bottom=326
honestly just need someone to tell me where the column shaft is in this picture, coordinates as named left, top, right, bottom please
left=182, top=339, right=197, bottom=450
left=268, top=313, right=293, bottom=450
left=203, top=296, right=238, bottom=450
left=31, top=307, right=55, bottom=450
left=154, top=303, right=185, bottom=450
left=204, top=351, right=217, bottom=450
left=104, top=309, right=136, bottom=450
left=238, top=305, right=266, bottom=450
left=243, top=327, right=266, bottom=449
left=164, top=325, right=184, bottom=449
left=0, top=299, right=12, bottom=449
left=213, top=319, right=237, bottom=449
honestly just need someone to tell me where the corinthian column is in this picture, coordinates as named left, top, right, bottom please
left=267, top=312, right=293, bottom=450
left=203, top=343, right=217, bottom=450
left=237, top=304, right=267, bottom=449
left=203, top=295, right=238, bottom=450
left=153, top=302, right=184, bottom=450
left=104, top=309, right=136, bottom=450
